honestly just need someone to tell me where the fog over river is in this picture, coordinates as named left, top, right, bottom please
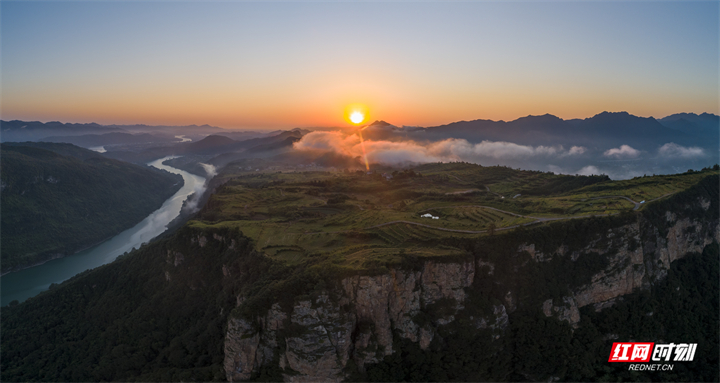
left=1, top=156, right=206, bottom=306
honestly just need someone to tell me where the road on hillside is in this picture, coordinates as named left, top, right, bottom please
left=299, top=191, right=678, bottom=236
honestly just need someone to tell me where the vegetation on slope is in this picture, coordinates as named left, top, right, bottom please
left=0, top=164, right=716, bottom=382
left=0, top=143, right=183, bottom=272
left=1, top=226, right=253, bottom=381
left=190, top=161, right=715, bottom=271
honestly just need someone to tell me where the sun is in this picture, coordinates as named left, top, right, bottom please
left=350, top=111, right=365, bottom=124
left=344, top=103, right=369, bottom=126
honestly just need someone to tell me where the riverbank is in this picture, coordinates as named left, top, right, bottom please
left=1, top=157, right=205, bottom=305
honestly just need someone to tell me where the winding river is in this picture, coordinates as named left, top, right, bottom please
left=0, top=156, right=206, bottom=306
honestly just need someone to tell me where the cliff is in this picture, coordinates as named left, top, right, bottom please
left=220, top=176, right=719, bottom=381
left=1, top=175, right=716, bottom=382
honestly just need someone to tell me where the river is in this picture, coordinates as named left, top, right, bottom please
left=0, top=156, right=206, bottom=306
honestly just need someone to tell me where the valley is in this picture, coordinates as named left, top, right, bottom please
left=0, top=157, right=205, bottom=305
left=2, top=2, right=718, bottom=381
left=1, top=162, right=717, bottom=382
left=0, top=144, right=184, bottom=274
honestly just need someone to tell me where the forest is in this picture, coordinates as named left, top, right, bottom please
left=0, top=143, right=183, bottom=273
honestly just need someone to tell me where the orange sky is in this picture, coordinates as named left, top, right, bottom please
left=2, top=2, right=717, bottom=130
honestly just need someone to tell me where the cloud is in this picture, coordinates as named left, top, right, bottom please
left=182, top=180, right=208, bottom=213
left=293, top=131, right=583, bottom=166
left=576, top=165, right=603, bottom=176
left=658, top=143, right=705, bottom=158
left=292, top=131, right=360, bottom=156
left=199, top=163, right=217, bottom=177
left=604, top=145, right=640, bottom=158
left=568, top=146, right=586, bottom=155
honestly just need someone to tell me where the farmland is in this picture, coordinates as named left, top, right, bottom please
left=190, top=162, right=716, bottom=269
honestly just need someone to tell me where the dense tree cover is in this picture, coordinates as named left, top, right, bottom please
left=356, top=243, right=719, bottom=382
left=1, top=168, right=716, bottom=382
left=1, top=226, right=254, bottom=382
left=0, top=144, right=183, bottom=272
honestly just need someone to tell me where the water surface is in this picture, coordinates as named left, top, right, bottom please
left=1, top=157, right=205, bottom=305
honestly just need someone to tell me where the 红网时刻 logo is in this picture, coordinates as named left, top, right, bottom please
left=608, top=342, right=697, bottom=363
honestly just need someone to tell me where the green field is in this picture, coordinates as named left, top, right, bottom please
left=190, top=162, right=716, bottom=269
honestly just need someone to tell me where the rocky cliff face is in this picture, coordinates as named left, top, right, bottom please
left=223, top=260, right=491, bottom=382
left=222, top=196, right=719, bottom=381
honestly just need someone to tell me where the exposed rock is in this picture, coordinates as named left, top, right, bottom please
left=224, top=319, right=259, bottom=382
left=659, top=218, right=713, bottom=266
left=257, top=304, right=287, bottom=366
left=473, top=304, right=508, bottom=331
left=221, top=200, right=718, bottom=381
left=573, top=217, right=717, bottom=309
left=542, top=297, right=580, bottom=327
left=420, top=261, right=475, bottom=308
left=542, top=299, right=553, bottom=317
left=419, top=326, right=434, bottom=350
left=174, top=252, right=184, bottom=266
left=593, top=298, right=619, bottom=312
left=283, top=298, right=353, bottom=383
left=198, top=236, right=207, bottom=247
left=388, top=269, right=421, bottom=342
left=699, top=198, right=710, bottom=210
left=165, top=250, right=185, bottom=266
left=518, top=243, right=537, bottom=260
left=341, top=274, right=394, bottom=356
left=477, top=259, right=495, bottom=275
left=436, top=315, right=455, bottom=326
left=491, top=305, right=509, bottom=330
left=666, top=211, right=676, bottom=222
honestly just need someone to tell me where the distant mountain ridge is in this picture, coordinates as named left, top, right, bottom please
left=3, top=111, right=717, bottom=157
left=657, top=112, right=719, bottom=140
left=41, top=132, right=175, bottom=147
left=0, top=120, right=228, bottom=143
left=363, top=111, right=717, bottom=151
left=0, top=120, right=121, bottom=142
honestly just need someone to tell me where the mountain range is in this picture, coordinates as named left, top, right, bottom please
left=361, top=111, right=718, bottom=151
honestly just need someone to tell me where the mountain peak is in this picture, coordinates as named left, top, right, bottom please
left=368, top=120, right=393, bottom=127
left=593, top=111, right=631, bottom=118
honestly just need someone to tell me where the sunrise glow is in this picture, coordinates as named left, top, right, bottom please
left=350, top=112, right=365, bottom=124
left=1, top=2, right=717, bottom=128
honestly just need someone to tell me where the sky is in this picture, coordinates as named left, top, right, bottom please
left=1, top=1, right=718, bottom=130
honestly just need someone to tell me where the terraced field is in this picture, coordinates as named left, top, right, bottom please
left=190, top=162, right=717, bottom=268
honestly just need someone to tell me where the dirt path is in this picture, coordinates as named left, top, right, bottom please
left=299, top=193, right=678, bottom=236
left=418, top=205, right=540, bottom=219
left=445, top=189, right=481, bottom=195
left=588, top=192, right=675, bottom=211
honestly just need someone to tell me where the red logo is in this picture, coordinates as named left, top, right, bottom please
left=608, top=342, right=654, bottom=362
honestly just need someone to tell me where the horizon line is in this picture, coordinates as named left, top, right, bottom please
left=2, top=110, right=716, bottom=132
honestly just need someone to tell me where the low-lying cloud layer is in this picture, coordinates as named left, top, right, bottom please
left=292, top=131, right=716, bottom=180
left=199, top=163, right=217, bottom=178
left=604, top=145, right=640, bottom=159
left=294, top=131, right=587, bottom=165
left=658, top=142, right=705, bottom=158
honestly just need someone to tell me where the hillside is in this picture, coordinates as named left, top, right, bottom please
left=0, top=143, right=184, bottom=273
left=417, top=112, right=701, bottom=150
left=41, top=132, right=175, bottom=148
left=0, top=164, right=717, bottom=382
